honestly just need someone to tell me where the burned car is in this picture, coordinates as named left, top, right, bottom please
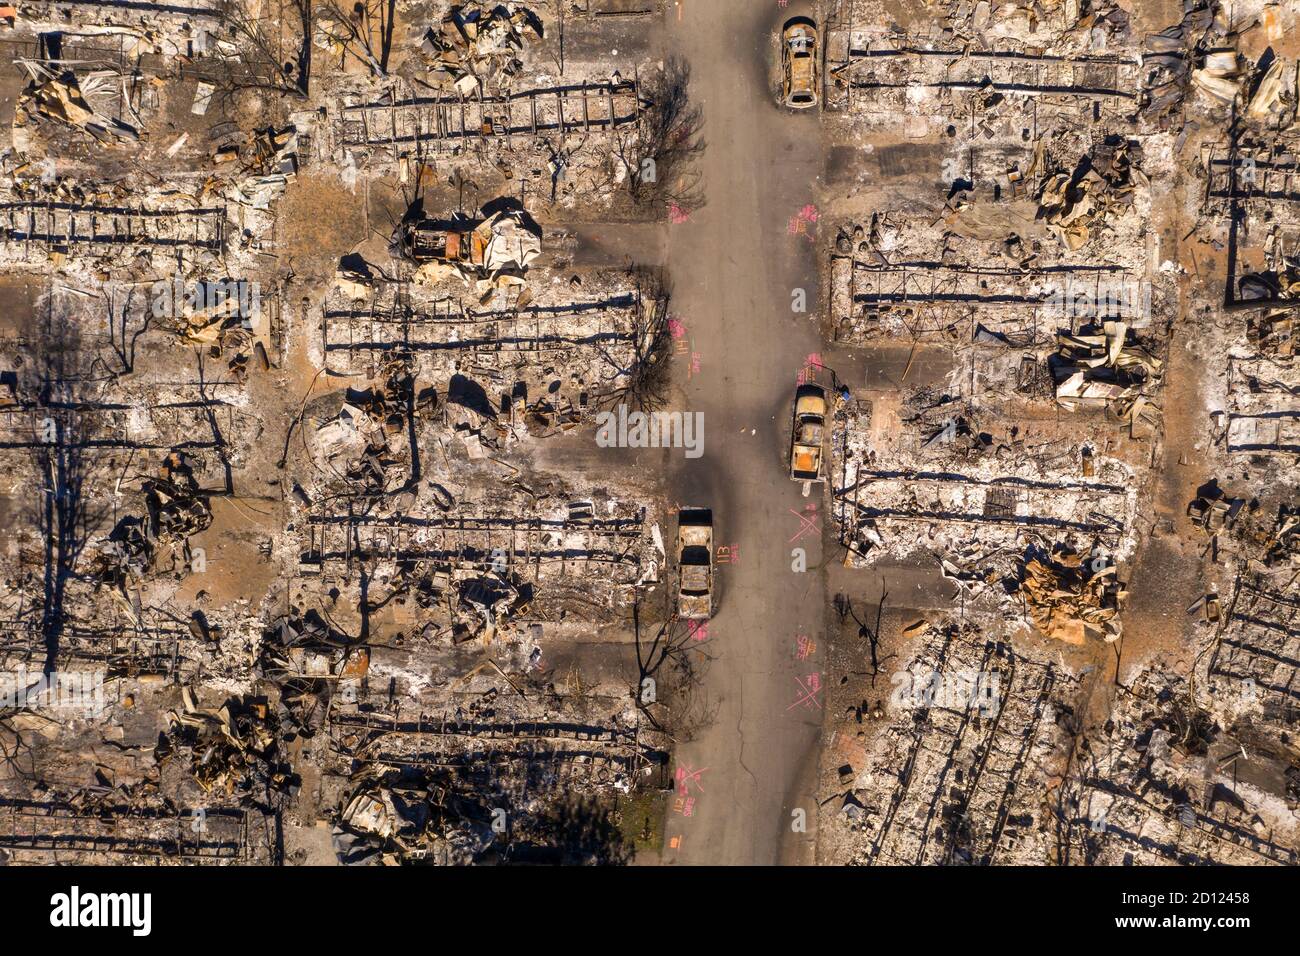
left=676, top=508, right=714, bottom=620
left=395, top=207, right=542, bottom=281
left=781, top=18, right=819, bottom=109
left=398, top=217, right=487, bottom=265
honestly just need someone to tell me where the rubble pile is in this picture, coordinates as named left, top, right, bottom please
left=1062, top=672, right=1299, bottom=865
left=162, top=689, right=295, bottom=802
left=226, top=126, right=301, bottom=211
left=1037, top=138, right=1145, bottom=251
left=15, top=62, right=139, bottom=146
left=418, top=3, right=545, bottom=95
left=147, top=453, right=215, bottom=544
left=1018, top=545, right=1126, bottom=645
left=832, top=389, right=1142, bottom=643
left=398, top=205, right=543, bottom=291
left=1265, top=505, right=1300, bottom=566
left=1052, top=320, right=1164, bottom=433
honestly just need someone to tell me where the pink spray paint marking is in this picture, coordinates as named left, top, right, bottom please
left=798, top=354, right=826, bottom=385
left=675, top=764, right=708, bottom=796
left=788, top=507, right=821, bottom=544
left=788, top=673, right=823, bottom=711
left=788, top=204, right=820, bottom=241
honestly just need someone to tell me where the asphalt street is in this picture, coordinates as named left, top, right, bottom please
left=661, top=0, right=827, bottom=866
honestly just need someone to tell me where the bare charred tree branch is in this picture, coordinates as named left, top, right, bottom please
left=627, top=56, right=706, bottom=213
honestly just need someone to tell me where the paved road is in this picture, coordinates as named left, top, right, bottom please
left=662, top=0, right=826, bottom=866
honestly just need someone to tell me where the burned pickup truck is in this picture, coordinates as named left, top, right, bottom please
left=789, top=383, right=827, bottom=485
left=676, top=508, right=714, bottom=620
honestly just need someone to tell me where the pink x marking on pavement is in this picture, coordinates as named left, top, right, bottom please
left=788, top=675, right=823, bottom=711
left=675, top=764, right=708, bottom=796
left=788, top=507, right=821, bottom=544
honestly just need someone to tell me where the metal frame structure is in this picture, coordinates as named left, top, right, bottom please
left=337, top=78, right=643, bottom=151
